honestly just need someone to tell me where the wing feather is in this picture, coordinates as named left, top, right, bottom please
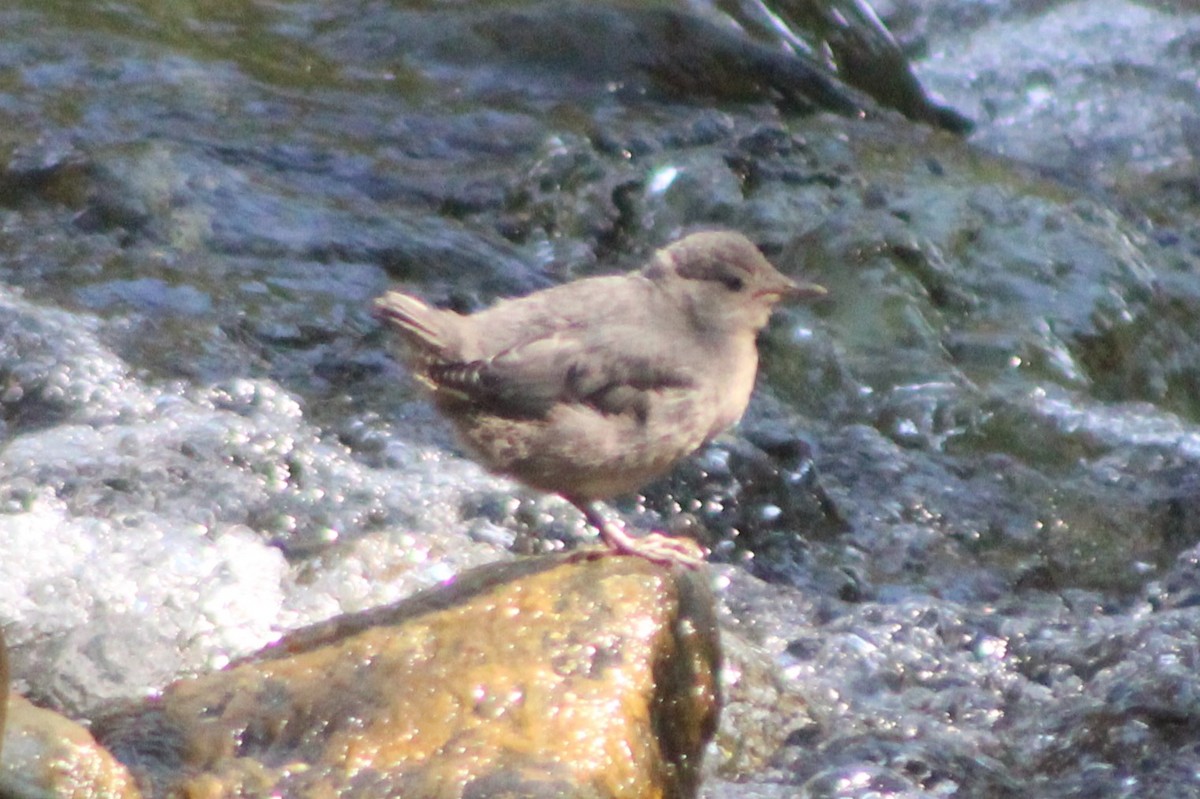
left=426, top=324, right=696, bottom=420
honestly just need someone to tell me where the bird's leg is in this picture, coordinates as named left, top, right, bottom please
left=573, top=500, right=707, bottom=570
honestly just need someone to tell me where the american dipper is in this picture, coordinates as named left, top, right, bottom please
left=373, top=231, right=825, bottom=567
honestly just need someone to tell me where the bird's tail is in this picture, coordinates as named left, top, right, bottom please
left=372, top=291, right=460, bottom=357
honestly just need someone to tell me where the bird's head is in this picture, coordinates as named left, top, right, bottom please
left=643, top=231, right=826, bottom=335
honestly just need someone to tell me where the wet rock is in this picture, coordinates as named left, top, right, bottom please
left=323, top=2, right=871, bottom=119
left=0, top=693, right=139, bottom=799
left=5, top=0, right=1200, bottom=796
left=911, top=0, right=1200, bottom=181
left=73, top=143, right=552, bottom=299
left=0, top=628, right=5, bottom=763
left=1006, top=605, right=1200, bottom=799
left=98, top=555, right=721, bottom=798
left=723, top=0, right=973, bottom=132
left=470, top=5, right=866, bottom=117
left=1149, top=541, right=1200, bottom=611
left=714, top=627, right=819, bottom=776
left=786, top=733, right=1019, bottom=799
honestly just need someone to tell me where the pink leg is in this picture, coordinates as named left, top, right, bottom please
left=575, top=501, right=707, bottom=570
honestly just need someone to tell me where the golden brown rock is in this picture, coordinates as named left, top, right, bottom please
left=99, top=555, right=721, bottom=798
left=0, top=693, right=140, bottom=799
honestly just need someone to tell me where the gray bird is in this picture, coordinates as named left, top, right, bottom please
left=373, top=231, right=825, bottom=567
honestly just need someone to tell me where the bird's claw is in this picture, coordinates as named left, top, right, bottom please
left=599, top=525, right=708, bottom=570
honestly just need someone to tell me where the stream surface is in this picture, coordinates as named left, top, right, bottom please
left=2, top=1, right=1200, bottom=796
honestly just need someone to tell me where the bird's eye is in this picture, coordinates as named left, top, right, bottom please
left=721, top=274, right=745, bottom=292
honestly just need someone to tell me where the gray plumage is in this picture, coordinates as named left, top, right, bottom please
left=373, top=230, right=824, bottom=566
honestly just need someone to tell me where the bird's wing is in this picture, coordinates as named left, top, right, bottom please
left=425, top=323, right=697, bottom=420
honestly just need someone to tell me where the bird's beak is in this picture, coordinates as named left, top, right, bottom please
left=760, top=277, right=827, bottom=302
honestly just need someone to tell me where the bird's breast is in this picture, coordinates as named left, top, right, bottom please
left=704, top=336, right=759, bottom=436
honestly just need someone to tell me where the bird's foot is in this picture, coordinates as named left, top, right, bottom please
left=572, top=500, right=707, bottom=569
left=597, top=523, right=708, bottom=570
